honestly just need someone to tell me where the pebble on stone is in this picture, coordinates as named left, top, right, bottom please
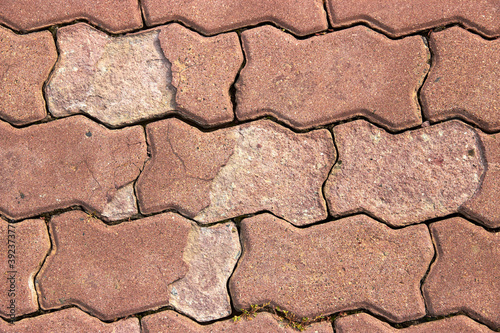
left=230, top=213, right=434, bottom=323
left=136, top=118, right=335, bottom=225
left=0, top=27, right=57, bottom=125
left=236, top=25, right=429, bottom=131
left=325, top=120, right=484, bottom=226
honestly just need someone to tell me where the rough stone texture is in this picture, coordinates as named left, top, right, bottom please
left=136, top=118, right=335, bottom=225
left=0, top=27, right=57, bottom=125
left=0, top=0, right=142, bottom=34
left=46, top=23, right=176, bottom=128
left=421, top=27, right=500, bottom=132
left=0, top=218, right=50, bottom=318
left=141, top=0, right=328, bottom=36
left=230, top=213, right=434, bottom=323
left=159, top=24, right=243, bottom=126
left=423, top=218, right=500, bottom=330
left=326, top=0, right=500, bottom=37
left=236, top=25, right=429, bottom=131
left=101, top=183, right=138, bottom=221
left=325, top=120, right=484, bottom=226
left=0, top=115, right=146, bottom=221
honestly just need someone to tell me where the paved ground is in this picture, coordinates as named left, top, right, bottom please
left=0, top=1, right=499, bottom=332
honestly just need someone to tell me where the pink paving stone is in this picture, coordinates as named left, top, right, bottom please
left=136, top=118, right=335, bottom=225
left=421, top=26, right=500, bottom=132
left=324, top=120, right=484, bottom=227
left=0, top=218, right=50, bottom=318
left=423, top=218, right=500, bottom=330
left=141, top=0, right=328, bottom=36
left=0, top=115, right=147, bottom=221
left=235, top=25, right=429, bottom=131
left=229, top=213, right=434, bottom=323
left=327, top=0, right=500, bottom=38
left=0, top=27, right=57, bottom=125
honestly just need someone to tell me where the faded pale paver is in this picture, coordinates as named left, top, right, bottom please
left=230, top=214, right=434, bottom=323
left=423, top=218, right=500, bottom=330
left=0, top=116, right=146, bottom=221
left=421, top=27, right=500, bottom=132
left=236, top=25, right=429, bottom=131
left=0, top=27, right=57, bottom=125
left=136, top=118, right=335, bottom=225
left=325, top=120, right=484, bottom=226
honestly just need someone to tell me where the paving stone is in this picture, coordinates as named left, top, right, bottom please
left=0, top=27, right=57, bottom=125
left=0, top=115, right=146, bottom=221
left=0, top=218, right=50, bottom=318
left=325, top=120, right=484, bottom=226
left=136, top=118, right=335, bottom=225
left=100, top=183, right=138, bottom=221
left=423, top=218, right=500, bottom=330
left=421, top=26, right=500, bottom=132
left=0, top=0, right=142, bottom=33
left=230, top=213, right=434, bottom=323
left=141, top=0, right=328, bottom=36
left=235, top=25, right=429, bottom=131
left=326, top=0, right=500, bottom=38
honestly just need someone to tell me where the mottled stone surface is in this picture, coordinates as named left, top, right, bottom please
left=423, top=218, right=500, bottom=330
left=136, top=118, right=335, bottom=225
left=236, top=25, right=429, bottom=131
left=325, top=120, right=484, bottom=226
left=0, top=27, right=57, bottom=125
left=101, top=183, right=138, bottom=222
left=0, top=116, right=146, bottom=221
left=230, top=214, right=434, bottom=323
left=421, top=27, right=500, bottom=132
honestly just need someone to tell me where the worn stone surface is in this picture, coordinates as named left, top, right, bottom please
left=141, top=0, right=328, bottom=36
left=423, top=218, right=500, bottom=330
left=46, top=23, right=176, bottom=127
left=230, top=213, right=434, bottom=323
left=236, top=25, right=429, bottom=131
left=0, top=27, right=57, bottom=125
left=101, top=183, right=138, bottom=222
left=325, top=120, right=484, bottom=226
left=421, top=27, right=500, bottom=132
left=327, top=0, right=500, bottom=37
left=0, top=116, right=146, bottom=221
left=136, top=118, right=335, bottom=225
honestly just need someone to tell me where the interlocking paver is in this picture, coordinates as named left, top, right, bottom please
left=235, top=25, right=429, bottom=131
left=141, top=0, right=328, bottom=36
left=421, top=27, right=500, bottom=132
left=326, top=0, right=500, bottom=38
left=0, top=27, right=57, bottom=125
left=325, top=120, right=484, bottom=226
left=136, top=118, right=335, bottom=225
left=423, top=218, right=500, bottom=330
left=0, top=115, right=146, bottom=221
left=229, top=213, right=434, bottom=323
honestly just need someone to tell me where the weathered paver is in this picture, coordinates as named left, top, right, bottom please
left=141, top=0, right=328, bottom=36
left=325, top=120, right=484, bottom=226
left=236, top=25, right=429, bottom=131
left=0, top=115, right=146, bottom=221
left=0, top=218, right=50, bottom=319
left=326, top=0, right=500, bottom=38
left=421, top=27, right=500, bottom=132
left=423, top=218, right=500, bottom=330
left=136, top=118, right=335, bottom=225
left=0, top=27, right=57, bottom=125
left=230, top=213, right=434, bottom=323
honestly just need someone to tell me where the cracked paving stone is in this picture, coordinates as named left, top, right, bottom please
left=324, top=120, right=484, bottom=227
left=136, top=118, right=335, bottom=226
left=421, top=26, right=500, bottom=132
left=423, top=218, right=500, bottom=330
left=0, top=218, right=50, bottom=318
left=0, top=27, right=57, bottom=125
left=229, top=213, right=434, bottom=323
left=235, top=25, right=429, bottom=131
left=0, top=115, right=146, bottom=221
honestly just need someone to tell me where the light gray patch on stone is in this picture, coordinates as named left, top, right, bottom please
left=101, top=183, right=138, bottom=221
